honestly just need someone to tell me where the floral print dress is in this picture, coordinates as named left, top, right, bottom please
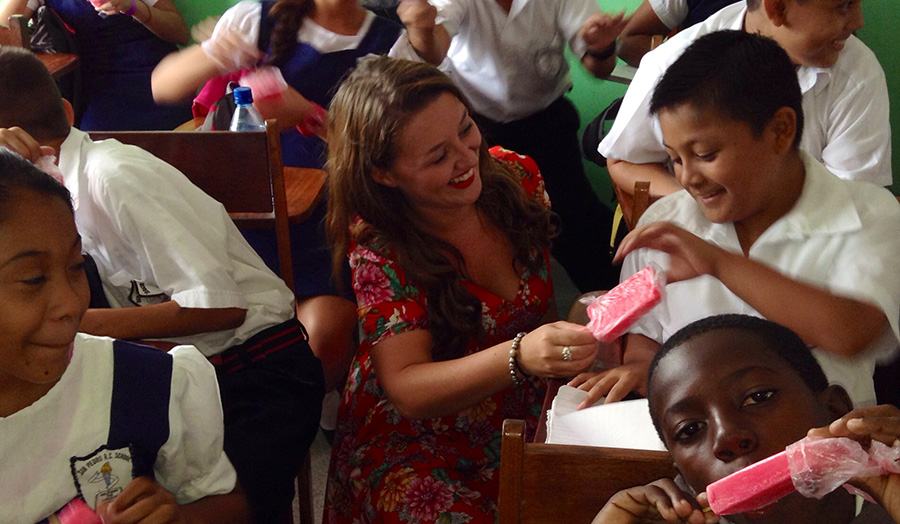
left=323, top=148, right=554, bottom=524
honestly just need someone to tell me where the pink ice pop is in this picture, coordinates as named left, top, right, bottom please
left=706, top=436, right=885, bottom=515
left=585, top=265, right=664, bottom=342
left=58, top=498, right=102, bottom=524
left=706, top=450, right=795, bottom=515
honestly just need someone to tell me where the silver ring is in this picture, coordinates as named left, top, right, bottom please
left=562, top=346, right=572, bottom=361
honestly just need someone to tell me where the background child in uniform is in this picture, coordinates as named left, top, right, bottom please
left=0, top=148, right=251, bottom=524
left=571, top=30, right=900, bottom=408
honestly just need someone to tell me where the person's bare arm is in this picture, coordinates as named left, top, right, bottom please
left=98, top=478, right=252, bottom=524
left=80, top=301, right=247, bottom=341
left=578, top=11, right=628, bottom=78
left=396, top=0, right=451, bottom=65
left=0, top=0, right=34, bottom=27
left=607, top=157, right=683, bottom=197
left=151, top=45, right=223, bottom=104
left=616, top=0, right=671, bottom=67
left=372, top=321, right=598, bottom=420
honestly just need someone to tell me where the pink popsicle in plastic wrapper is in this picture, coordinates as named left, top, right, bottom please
left=585, top=264, right=665, bottom=342
left=707, top=436, right=900, bottom=516
left=239, top=67, right=288, bottom=101
left=57, top=498, right=102, bottom=524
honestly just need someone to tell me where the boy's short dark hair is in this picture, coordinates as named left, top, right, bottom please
left=649, top=30, right=804, bottom=147
left=0, top=48, right=70, bottom=141
left=646, top=314, right=829, bottom=440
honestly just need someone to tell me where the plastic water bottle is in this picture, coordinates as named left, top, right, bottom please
left=230, top=86, right=266, bottom=131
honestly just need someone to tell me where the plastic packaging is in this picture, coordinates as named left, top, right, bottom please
left=239, top=67, right=288, bottom=101
left=36, top=154, right=65, bottom=184
left=582, top=264, right=665, bottom=342
left=787, top=436, right=900, bottom=499
left=229, top=86, right=266, bottom=131
left=707, top=436, right=900, bottom=515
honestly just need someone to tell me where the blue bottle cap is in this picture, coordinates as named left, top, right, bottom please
left=233, top=86, right=254, bottom=105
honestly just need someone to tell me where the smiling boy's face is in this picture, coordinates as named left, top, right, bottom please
left=649, top=329, right=850, bottom=522
left=772, top=0, right=865, bottom=69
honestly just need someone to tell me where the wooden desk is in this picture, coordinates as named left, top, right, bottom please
left=284, top=166, right=327, bottom=224
left=36, top=52, right=78, bottom=79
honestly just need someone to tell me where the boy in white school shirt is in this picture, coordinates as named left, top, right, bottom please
left=571, top=31, right=900, bottom=411
left=0, top=47, right=324, bottom=524
left=391, top=0, right=628, bottom=293
left=599, top=0, right=891, bottom=198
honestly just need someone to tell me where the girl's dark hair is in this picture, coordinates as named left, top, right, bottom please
left=646, top=314, right=829, bottom=440
left=650, top=30, right=804, bottom=147
left=265, top=0, right=314, bottom=67
left=0, top=148, right=72, bottom=220
left=326, top=57, right=555, bottom=360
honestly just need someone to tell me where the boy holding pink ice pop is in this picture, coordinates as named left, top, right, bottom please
left=592, top=314, right=900, bottom=524
left=570, top=30, right=900, bottom=408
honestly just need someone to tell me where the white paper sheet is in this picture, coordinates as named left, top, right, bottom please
left=545, top=385, right=667, bottom=451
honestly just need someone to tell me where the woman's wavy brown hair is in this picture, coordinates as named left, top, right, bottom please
left=264, top=0, right=314, bottom=67
left=326, top=57, right=556, bottom=361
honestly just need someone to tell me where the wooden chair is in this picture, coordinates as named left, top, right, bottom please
left=499, top=419, right=676, bottom=524
left=0, top=14, right=29, bottom=48
left=612, top=180, right=656, bottom=231
left=88, top=121, right=317, bottom=524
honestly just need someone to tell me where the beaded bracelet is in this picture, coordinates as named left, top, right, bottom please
left=508, top=331, right=527, bottom=386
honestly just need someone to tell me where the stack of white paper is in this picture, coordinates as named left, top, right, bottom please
left=545, top=385, right=666, bottom=451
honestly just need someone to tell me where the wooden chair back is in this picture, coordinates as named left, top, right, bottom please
left=0, top=14, right=29, bottom=48
left=88, top=119, right=295, bottom=291
left=499, top=419, right=676, bottom=524
left=613, top=180, right=657, bottom=231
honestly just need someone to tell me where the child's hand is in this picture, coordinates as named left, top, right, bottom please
left=613, top=223, right=723, bottom=284
left=580, top=11, right=629, bottom=55
left=592, top=479, right=719, bottom=523
left=568, top=361, right=648, bottom=408
left=397, top=0, right=438, bottom=32
left=0, top=127, right=44, bottom=163
left=807, top=404, right=900, bottom=520
left=96, top=477, right=185, bottom=524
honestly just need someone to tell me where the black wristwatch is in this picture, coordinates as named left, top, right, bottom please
left=585, top=40, right=617, bottom=61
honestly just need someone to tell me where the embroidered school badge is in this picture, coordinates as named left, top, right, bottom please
left=127, top=280, right=170, bottom=306
left=70, top=445, right=136, bottom=509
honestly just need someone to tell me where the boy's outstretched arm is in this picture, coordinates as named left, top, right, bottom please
left=578, top=11, right=629, bottom=79
left=614, top=222, right=888, bottom=357
left=396, top=0, right=451, bottom=66
left=98, top=477, right=252, bottom=524
left=80, top=302, right=247, bottom=341
left=807, top=405, right=900, bottom=520
left=592, top=478, right=718, bottom=524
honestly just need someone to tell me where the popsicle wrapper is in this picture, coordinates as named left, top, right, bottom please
left=786, top=436, right=900, bottom=499
left=239, top=67, right=288, bottom=101
left=583, top=264, right=665, bottom=342
left=36, top=155, right=65, bottom=185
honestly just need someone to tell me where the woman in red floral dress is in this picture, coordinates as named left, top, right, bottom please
left=323, top=57, right=599, bottom=523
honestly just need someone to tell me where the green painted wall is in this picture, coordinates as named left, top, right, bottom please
left=179, top=0, right=898, bottom=198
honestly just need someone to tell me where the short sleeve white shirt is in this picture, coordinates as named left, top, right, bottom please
left=648, top=0, right=689, bottom=30
left=389, top=0, right=600, bottom=122
left=58, top=128, right=296, bottom=356
left=598, top=3, right=892, bottom=186
left=200, top=0, right=377, bottom=72
left=0, top=334, right=236, bottom=522
left=621, top=151, right=900, bottom=407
